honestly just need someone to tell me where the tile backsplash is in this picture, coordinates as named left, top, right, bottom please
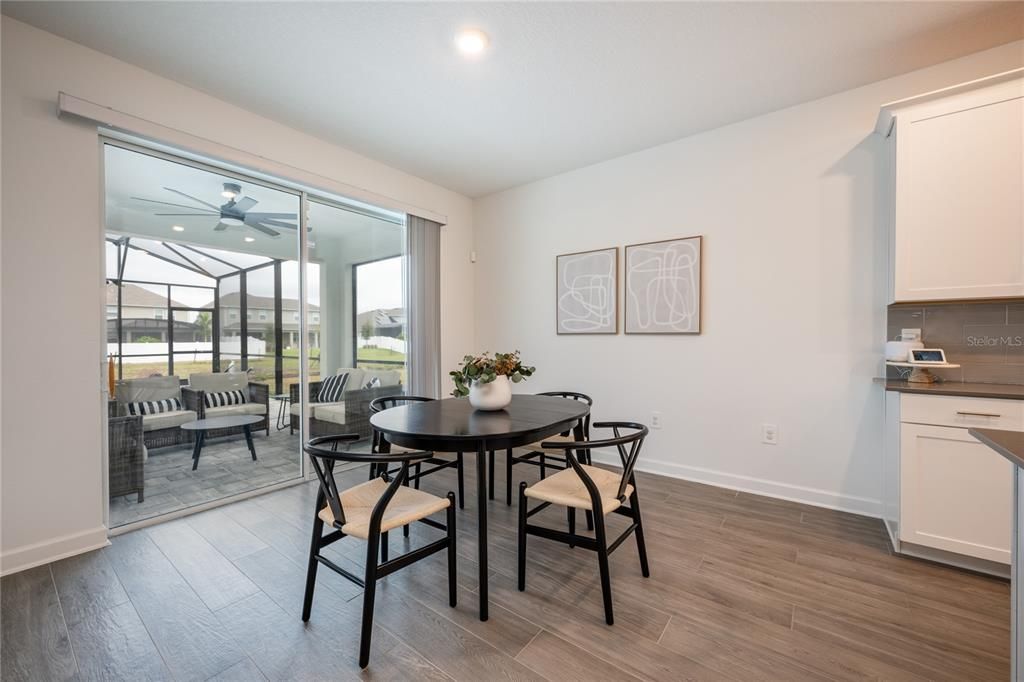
left=887, top=302, right=1024, bottom=385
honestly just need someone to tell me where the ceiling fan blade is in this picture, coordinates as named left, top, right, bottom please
left=250, top=218, right=296, bottom=229
left=232, top=196, right=257, bottom=213
left=131, top=196, right=219, bottom=213
left=213, top=222, right=230, bottom=232
left=245, top=212, right=297, bottom=220
left=163, top=187, right=221, bottom=211
left=155, top=212, right=220, bottom=216
left=246, top=222, right=281, bottom=239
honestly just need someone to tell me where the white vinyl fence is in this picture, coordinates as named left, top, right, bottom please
left=109, top=337, right=266, bottom=362
left=356, top=335, right=406, bottom=354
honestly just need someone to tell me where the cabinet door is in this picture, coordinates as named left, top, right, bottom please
left=900, top=423, right=1012, bottom=563
left=894, top=86, right=1024, bottom=301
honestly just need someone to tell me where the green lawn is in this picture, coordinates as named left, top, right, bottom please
left=356, top=346, right=405, bottom=363
left=117, top=345, right=404, bottom=388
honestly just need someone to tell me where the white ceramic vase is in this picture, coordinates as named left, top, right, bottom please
left=468, top=375, right=512, bottom=411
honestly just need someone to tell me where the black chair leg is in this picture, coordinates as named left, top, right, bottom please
left=517, top=482, right=528, bottom=591
left=594, top=513, right=614, bottom=625
left=488, top=450, right=495, bottom=500
left=567, top=508, right=576, bottom=548
left=414, top=462, right=422, bottom=490
left=506, top=448, right=513, bottom=506
left=401, top=471, right=412, bottom=537
left=585, top=510, right=594, bottom=532
left=630, top=490, right=650, bottom=577
left=540, top=453, right=546, bottom=479
left=380, top=531, right=389, bottom=563
left=456, top=453, right=465, bottom=509
left=446, top=492, right=457, bottom=607
left=359, top=534, right=380, bottom=669
left=301, top=516, right=324, bottom=622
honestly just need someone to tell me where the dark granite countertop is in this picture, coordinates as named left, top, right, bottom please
left=970, top=429, right=1024, bottom=468
left=878, top=379, right=1024, bottom=401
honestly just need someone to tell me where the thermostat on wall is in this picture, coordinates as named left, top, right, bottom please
left=909, top=348, right=947, bottom=364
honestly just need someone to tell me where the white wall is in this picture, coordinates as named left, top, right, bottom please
left=0, top=17, right=475, bottom=573
left=473, top=41, right=1024, bottom=516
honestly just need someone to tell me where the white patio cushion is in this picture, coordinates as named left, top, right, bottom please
left=141, top=410, right=197, bottom=432
left=523, top=464, right=632, bottom=513
left=362, top=369, right=401, bottom=388
left=289, top=403, right=303, bottom=417
left=204, top=403, right=265, bottom=418
left=333, top=368, right=365, bottom=393
left=312, top=403, right=348, bottom=424
left=116, top=376, right=182, bottom=403
left=319, top=477, right=450, bottom=539
left=189, top=372, right=249, bottom=393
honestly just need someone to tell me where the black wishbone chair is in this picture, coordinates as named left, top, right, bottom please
left=303, top=434, right=457, bottom=669
left=370, top=396, right=466, bottom=511
left=498, top=391, right=593, bottom=505
left=517, top=422, right=650, bottom=626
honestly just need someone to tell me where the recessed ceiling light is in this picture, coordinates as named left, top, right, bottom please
left=222, top=182, right=241, bottom=199
left=172, top=225, right=185, bottom=232
left=455, top=28, right=489, bottom=57
left=244, top=236, right=255, bottom=243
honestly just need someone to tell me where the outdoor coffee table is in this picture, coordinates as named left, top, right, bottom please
left=181, top=415, right=262, bottom=470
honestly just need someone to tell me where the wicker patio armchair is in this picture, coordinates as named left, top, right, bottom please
left=108, top=414, right=145, bottom=502
left=188, top=372, right=270, bottom=440
left=113, top=376, right=197, bottom=450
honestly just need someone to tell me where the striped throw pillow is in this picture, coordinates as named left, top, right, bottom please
left=126, top=398, right=182, bottom=416
left=204, top=389, right=248, bottom=408
left=317, top=372, right=349, bottom=403
left=364, top=376, right=381, bottom=389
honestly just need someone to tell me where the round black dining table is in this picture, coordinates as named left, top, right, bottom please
left=369, top=394, right=590, bottom=621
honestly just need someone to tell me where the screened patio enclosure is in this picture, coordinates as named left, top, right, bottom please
left=106, top=234, right=315, bottom=393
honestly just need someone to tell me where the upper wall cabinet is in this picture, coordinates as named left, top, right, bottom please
left=877, top=70, right=1024, bottom=303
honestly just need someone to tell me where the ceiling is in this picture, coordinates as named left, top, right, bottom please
left=104, top=143, right=403, bottom=264
left=6, top=2, right=1024, bottom=197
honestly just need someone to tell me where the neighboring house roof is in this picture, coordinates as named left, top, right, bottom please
left=107, top=282, right=188, bottom=308
left=356, top=307, right=405, bottom=330
left=205, top=292, right=318, bottom=312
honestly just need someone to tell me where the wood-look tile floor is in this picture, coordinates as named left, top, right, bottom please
left=2, top=457, right=1010, bottom=681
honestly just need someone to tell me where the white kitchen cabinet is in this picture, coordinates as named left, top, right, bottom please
left=900, top=422, right=1012, bottom=563
left=884, top=391, right=1021, bottom=571
left=878, top=69, right=1024, bottom=302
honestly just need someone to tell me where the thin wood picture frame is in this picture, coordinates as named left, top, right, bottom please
left=555, top=247, right=619, bottom=335
left=623, top=235, right=702, bottom=335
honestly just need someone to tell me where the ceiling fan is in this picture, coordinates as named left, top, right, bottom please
left=132, top=182, right=298, bottom=238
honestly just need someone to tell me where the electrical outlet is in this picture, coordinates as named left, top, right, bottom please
left=651, top=411, right=663, bottom=429
left=761, top=423, right=778, bottom=445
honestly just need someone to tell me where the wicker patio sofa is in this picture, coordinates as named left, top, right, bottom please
left=289, top=367, right=402, bottom=440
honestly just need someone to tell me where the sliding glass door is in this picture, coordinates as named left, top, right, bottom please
left=103, top=140, right=411, bottom=529
left=104, top=142, right=304, bottom=527
left=302, top=198, right=407, bottom=445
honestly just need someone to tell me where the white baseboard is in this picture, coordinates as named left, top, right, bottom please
left=589, top=452, right=882, bottom=519
left=1, top=526, right=110, bottom=576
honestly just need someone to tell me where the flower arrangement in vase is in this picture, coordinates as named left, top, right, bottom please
left=450, top=351, right=535, bottom=410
